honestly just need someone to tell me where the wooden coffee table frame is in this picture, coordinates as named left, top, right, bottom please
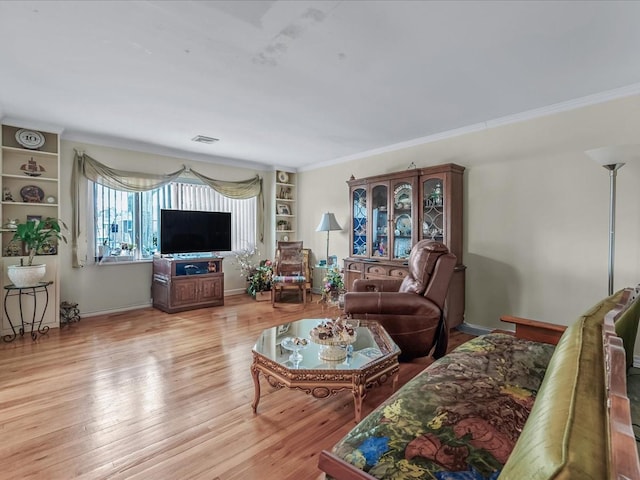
left=251, top=320, right=400, bottom=422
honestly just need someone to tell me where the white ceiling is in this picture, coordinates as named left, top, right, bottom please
left=1, top=0, right=640, bottom=172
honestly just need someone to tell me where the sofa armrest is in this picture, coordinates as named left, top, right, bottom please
left=352, top=278, right=403, bottom=292
left=500, top=315, right=566, bottom=345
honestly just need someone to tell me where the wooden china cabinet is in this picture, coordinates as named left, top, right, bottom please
left=344, top=163, right=466, bottom=327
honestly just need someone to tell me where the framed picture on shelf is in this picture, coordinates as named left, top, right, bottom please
left=278, top=186, right=292, bottom=199
left=26, top=215, right=42, bottom=224
left=277, top=204, right=290, bottom=215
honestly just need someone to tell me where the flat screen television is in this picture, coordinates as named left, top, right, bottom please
left=160, top=209, right=232, bottom=254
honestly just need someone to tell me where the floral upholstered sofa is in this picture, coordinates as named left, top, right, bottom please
left=318, top=287, right=640, bottom=480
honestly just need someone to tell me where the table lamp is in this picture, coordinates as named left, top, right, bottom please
left=316, top=212, right=342, bottom=266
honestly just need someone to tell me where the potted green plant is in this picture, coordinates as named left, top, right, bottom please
left=8, top=217, right=67, bottom=287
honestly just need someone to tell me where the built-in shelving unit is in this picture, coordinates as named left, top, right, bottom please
left=1, top=123, right=61, bottom=335
left=275, top=170, right=296, bottom=243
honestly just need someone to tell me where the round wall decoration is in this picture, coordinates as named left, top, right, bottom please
left=15, top=129, right=45, bottom=149
left=20, top=185, right=45, bottom=203
left=277, top=171, right=289, bottom=183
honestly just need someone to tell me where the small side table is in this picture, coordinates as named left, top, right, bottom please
left=3, top=281, right=53, bottom=342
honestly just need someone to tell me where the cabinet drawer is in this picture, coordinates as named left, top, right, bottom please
left=345, top=261, right=363, bottom=272
left=389, top=268, right=408, bottom=278
left=365, top=265, right=388, bottom=275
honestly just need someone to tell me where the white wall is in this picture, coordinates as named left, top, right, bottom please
left=297, top=94, right=640, bottom=334
left=58, top=141, right=269, bottom=315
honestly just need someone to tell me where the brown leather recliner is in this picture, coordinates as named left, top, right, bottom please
left=343, top=240, right=456, bottom=361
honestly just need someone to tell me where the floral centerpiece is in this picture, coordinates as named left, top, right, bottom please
left=321, top=265, right=345, bottom=303
left=235, top=246, right=258, bottom=279
left=234, top=247, right=273, bottom=299
left=247, top=260, right=273, bottom=298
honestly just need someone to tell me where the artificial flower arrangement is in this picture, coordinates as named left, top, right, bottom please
left=247, top=259, right=273, bottom=297
left=234, top=247, right=273, bottom=297
left=321, top=265, right=345, bottom=302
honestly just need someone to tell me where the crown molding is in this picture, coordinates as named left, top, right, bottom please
left=301, top=82, right=640, bottom=172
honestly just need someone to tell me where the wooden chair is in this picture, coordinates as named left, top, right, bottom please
left=272, top=241, right=307, bottom=306
left=302, top=248, right=313, bottom=301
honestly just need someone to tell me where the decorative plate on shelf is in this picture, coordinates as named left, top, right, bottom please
left=15, top=129, right=45, bottom=149
left=20, top=185, right=45, bottom=203
left=393, top=185, right=412, bottom=209
left=395, top=214, right=411, bottom=236
left=277, top=171, right=289, bottom=183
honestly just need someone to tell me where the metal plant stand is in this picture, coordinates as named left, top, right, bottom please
left=3, top=281, right=53, bottom=342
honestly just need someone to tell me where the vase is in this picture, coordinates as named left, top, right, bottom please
left=327, top=289, right=345, bottom=307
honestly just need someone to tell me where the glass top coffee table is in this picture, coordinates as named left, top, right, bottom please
left=251, top=318, right=400, bottom=422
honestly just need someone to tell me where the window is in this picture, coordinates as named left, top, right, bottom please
left=93, top=180, right=256, bottom=262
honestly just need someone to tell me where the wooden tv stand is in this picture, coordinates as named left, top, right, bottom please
left=152, top=256, right=224, bottom=313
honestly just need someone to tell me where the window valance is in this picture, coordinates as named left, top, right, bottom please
left=71, top=150, right=264, bottom=267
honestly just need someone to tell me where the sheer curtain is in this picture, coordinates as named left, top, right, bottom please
left=72, top=150, right=263, bottom=267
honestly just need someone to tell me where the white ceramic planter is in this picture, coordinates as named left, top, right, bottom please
left=7, top=264, right=46, bottom=288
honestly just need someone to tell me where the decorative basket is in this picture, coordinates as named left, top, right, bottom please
left=309, top=331, right=357, bottom=346
left=310, top=331, right=357, bottom=361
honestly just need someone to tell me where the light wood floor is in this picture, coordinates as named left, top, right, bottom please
left=0, top=294, right=473, bottom=480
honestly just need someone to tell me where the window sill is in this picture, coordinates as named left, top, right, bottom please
left=97, top=257, right=153, bottom=266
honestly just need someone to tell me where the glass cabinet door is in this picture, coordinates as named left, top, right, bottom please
left=351, top=187, right=367, bottom=256
left=422, top=176, right=445, bottom=242
left=391, top=180, right=413, bottom=259
left=371, top=184, right=389, bottom=258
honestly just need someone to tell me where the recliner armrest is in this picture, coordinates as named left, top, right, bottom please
left=344, top=292, right=441, bottom=316
left=352, top=278, right=403, bottom=292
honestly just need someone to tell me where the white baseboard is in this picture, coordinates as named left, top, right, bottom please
left=456, top=322, right=494, bottom=337
left=225, top=288, right=247, bottom=296
left=81, top=302, right=153, bottom=318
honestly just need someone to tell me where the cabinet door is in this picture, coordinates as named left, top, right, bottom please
left=390, top=179, right=415, bottom=259
left=199, top=276, right=222, bottom=302
left=351, top=187, right=368, bottom=257
left=171, top=278, right=200, bottom=306
left=370, top=182, right=389, bottom=259
left=420, top=175, right=446, bottom=244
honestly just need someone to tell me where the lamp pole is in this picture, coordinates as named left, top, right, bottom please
left=603, top=163, right=625, bottom=295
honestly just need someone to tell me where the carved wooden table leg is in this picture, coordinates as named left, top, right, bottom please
left=352, top=375, right=367, bottom=423
left=251, top=362, right=261, bottom=413
left=391, top=368, right=399, bottom=392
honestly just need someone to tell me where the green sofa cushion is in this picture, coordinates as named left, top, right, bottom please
left=499, top=290, right=624, bottom=480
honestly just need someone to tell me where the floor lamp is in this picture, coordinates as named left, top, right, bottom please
left=585, top=145, right=638, bottom=295
left=316, top=212, right=342, bottom=266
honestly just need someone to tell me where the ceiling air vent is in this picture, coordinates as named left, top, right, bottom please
left=191, top=135, right=219, bottom=144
